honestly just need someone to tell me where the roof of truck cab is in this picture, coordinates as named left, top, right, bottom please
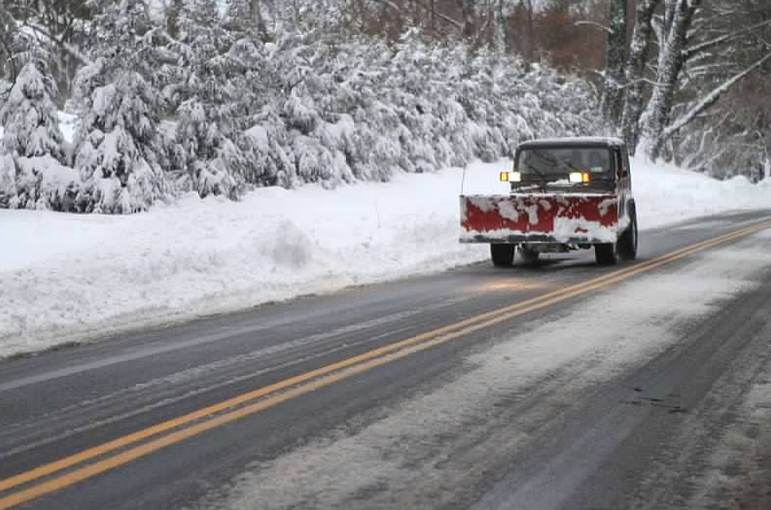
left=517, top=137, right=626, bottom=150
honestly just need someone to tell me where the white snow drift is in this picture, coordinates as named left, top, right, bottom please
left=1, top=157, right=770, bottom=357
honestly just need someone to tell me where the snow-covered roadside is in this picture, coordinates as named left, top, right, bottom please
left=1, top=158, right=770, bottom=358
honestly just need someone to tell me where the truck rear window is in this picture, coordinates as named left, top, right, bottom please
left=517, top=148, right=613, bottom=176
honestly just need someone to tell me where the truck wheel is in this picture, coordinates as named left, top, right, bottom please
left=618, top=213, right=638, bottom=260
left=519, top=246, right=540, bottom=264
left=595, top=242, right=619, bottom=266
left=491, top=244, right=515, bottom=267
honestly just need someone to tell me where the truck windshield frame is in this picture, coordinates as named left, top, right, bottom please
left=512, top=145, right=617, bottom=192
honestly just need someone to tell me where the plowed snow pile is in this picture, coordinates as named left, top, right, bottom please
left=1, top=157, right=770, bottom=357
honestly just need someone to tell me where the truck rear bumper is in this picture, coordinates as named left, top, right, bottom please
left=459, top=233, right=615, bottom=245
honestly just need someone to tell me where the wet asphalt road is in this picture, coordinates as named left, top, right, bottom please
left=2, top=210, right=771, bottom=510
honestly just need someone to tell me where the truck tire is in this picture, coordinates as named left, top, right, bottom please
left=595, top=242, right=619, bottom=266
left=491, top=244, right=515, bottom=267
left=519, top=246, right=540, bottom=264
left=618, top=212, right=638, bottom=260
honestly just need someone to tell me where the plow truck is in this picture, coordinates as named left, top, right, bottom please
left=460, top=137, right=638, bottom=266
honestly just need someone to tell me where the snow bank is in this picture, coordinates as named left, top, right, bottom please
left=1, top=158, right=770, bottom=357
left=632, top=157, right=771, bottom=226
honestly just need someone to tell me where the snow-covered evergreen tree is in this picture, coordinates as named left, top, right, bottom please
left=0, top=79, right=10, bottom=107
left=0, top=153, right=16, bottom=209
left=72, top=0, right=169, bottom=213
left=168, top=0, right=246, bottom=198
left=229, top=36, right=295, bottom=187
left=229, top=30, right=600, bottom=189
left=0, top=2, right=603, bottom=211
left=0, top=59, right=76, bottom=210
left=1, top=60, right=65, bottom=160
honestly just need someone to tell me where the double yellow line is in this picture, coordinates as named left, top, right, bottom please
left=2, top=218, right=771, bottom=509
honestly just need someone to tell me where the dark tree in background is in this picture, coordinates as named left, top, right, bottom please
left=622, top=0, right=660, bottom=153
left=600, top=0, right=626, bottom=132
left=639, top=0, right=703, bottom=161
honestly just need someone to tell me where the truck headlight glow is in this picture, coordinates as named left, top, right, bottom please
left=500, top=171, right=522, bottom=183
left=569, top=172, right=590, bottom=183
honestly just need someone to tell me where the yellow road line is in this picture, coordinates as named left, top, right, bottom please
left=1, top=219, right=770, bottom=509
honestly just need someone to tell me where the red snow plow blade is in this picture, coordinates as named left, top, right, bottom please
left=460, top=194, right=620, bottom=245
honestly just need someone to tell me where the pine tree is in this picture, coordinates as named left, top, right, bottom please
left=0, top=59, right=76, bottom=210
left=0, top=152, right=16, bottom=208
left=1, top=60, right=65, bottom=160
left=229, top=35, right=295, bottom=187
left=170, top=0, right=245, bottom=198
left=72, top=0, right=169, bottom=213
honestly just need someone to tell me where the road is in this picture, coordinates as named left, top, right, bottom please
left=2, top=210, right=771, bottom=510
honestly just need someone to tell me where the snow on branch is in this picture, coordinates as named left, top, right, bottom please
left=22, top=23, right=93, bottom=67
left=663, top=51, right=771, bottom=140
left=684, top=19, right=771, bottom=61
left=574, top=21, right=613, bottom=35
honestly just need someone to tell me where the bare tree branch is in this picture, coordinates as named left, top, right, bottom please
left=22, top=23, right=91, bottom=66
left=663, top=51, right=771, bottom=140
left=684, top=18, right=771, bottom=60
left=369, top=0, right=463, bottom=30
left=574, top=20, right=613, bottom=35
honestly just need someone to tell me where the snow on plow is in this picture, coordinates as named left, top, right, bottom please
left=460, top=194, right=620, bottom=245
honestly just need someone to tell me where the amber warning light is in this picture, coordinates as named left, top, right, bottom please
left=570, top=172, right=591, bottom=184
left=499, top=171, right=522, bottom=183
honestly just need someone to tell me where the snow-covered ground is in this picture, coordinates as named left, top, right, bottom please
left=1, top=157, right=770, bottom=358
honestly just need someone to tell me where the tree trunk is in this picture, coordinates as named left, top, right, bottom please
left=493, top=0, right=509, bottom=53
left=249, top=0, right=269, bottom=40
left=461, top=0, right=475, bottom=40
left=525, top=0, right=536, bottom=62
left=601, top=0, right=628, bottom=132
left=621, top=0, right=660, bottom=154
left=430, top=0, right=436, bottom=34
left=166, top=0, right=183, bottom=39
left=640, top=0, right=701, bottom=160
